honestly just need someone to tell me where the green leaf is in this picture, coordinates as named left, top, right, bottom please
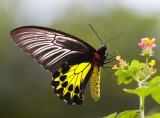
left=128, top=60, right=139, bottom=72
left=131, top=60, right=139, bottom=67
left=151, top=89, right=160, bottom=104
left=149, top=113, right=160, bottom=118
left=115, top=70, right=133, bottom=85
left=129, top=61, right=145, bottom=74
left=148, top=76, right=160, bottom=85
left=117, top=76, right=127, bottom=85
left=148, top=76, right=160, bottom=104
left=124, top=87, right=150, bottom=97
left=102, top=112, right=117, bottom=118
left=123, top=78, right=134, bottom=84
left=117, top=76, right=133, bottom=85
left=115, top=70, right=129, bottom=76
left=124, top=76, right=160, bottom=97
left=137, top=70, right=145, bottom=79
left=137, top=63, right=146, bottom=70
left=148, top=82, right=160, bottom=93
left=114, top=60, right=146, bottom=84
left=116, top=110, right=140, bottom=118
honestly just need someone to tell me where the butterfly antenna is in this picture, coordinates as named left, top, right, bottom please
left=89, top=24, right=103, bottom=45
left=104, top=32, right=122, bottom=45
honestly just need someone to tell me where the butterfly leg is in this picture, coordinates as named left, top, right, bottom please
left=103, top=52, right=119, bottom=70
left=104, top=52, right=116, bottom=64
left=102, top=67, right=117, bottom=81
left=106, top=52, right=116, bottom=60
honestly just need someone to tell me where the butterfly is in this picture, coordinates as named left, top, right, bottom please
left=10, top=26, right=115, bottom=106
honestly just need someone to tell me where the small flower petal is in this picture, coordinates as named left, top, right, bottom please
left=149, top=60, right=155, bottom=66
left=112, top=64, right=117, bottom=69
left=151, top=38, right=155, bottom=42
left=116, top=56, right=121, bottom=60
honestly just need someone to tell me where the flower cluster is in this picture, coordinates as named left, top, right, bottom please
left=112, top=56, right=125, bottom=69
left=108, top=37, right=159, bottom=118
left=113, top=38, right=157, bottom=78
left=147, top=60, right=157, bottom=75
left=138, top=38, right=156, bottom=56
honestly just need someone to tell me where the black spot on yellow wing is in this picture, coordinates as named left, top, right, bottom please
left=53, top=71, right=60, bottom=78
left=56, top=88, right=63, bottom=94
left=63, top=92, right=71, bottom=102
left=62, top=66, right=70, bottom=74
left=62, top=82, right=68, bottom=87
left=59, top=75, right=67, bottom=81
left=51, top=62, right=93, bottom=105
left=73, top=95, right=81, bottom=104
left=68, top=85, right=73, bottom=91
left=75, top=86, right=80, bottom=93
left=51, top=81, right=59, bottom=87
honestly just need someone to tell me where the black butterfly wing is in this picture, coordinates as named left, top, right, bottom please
left=10, top=26, right=96, bottom=105
left=10, top=26, right=96, bottom=74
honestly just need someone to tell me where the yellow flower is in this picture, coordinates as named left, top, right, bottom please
left=113, top=56, right=125, bottom=68
left=116, top=56, right=121, bottom=60
left=112, top=64, right=117, bottom=69
left=149, top=60, right=155, bottom=66
left=151, top=38, right=155, bottom=43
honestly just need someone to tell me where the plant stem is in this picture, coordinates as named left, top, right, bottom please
left=138, top=81, right=145, bottom=118
left=145, top=56, right=149, bottom=79
left=139, top=56, right=148, bottom=118
left=139, top=95, right=145, bottom=118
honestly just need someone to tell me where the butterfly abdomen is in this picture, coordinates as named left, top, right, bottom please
left=90, top=65, right=101, bottom=102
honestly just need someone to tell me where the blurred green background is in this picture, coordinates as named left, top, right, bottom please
left=1, top=0, right=160, bottom=118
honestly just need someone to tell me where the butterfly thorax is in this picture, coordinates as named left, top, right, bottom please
left=93, top=45, right=107, bottom=66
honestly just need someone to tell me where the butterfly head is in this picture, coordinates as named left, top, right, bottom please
left=101, top=45, right=107, bottom=50
left=93, top=45, right=107, bottom=66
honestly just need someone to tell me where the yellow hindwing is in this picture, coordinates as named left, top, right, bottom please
left=52, top=62, right=92, bottom=105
